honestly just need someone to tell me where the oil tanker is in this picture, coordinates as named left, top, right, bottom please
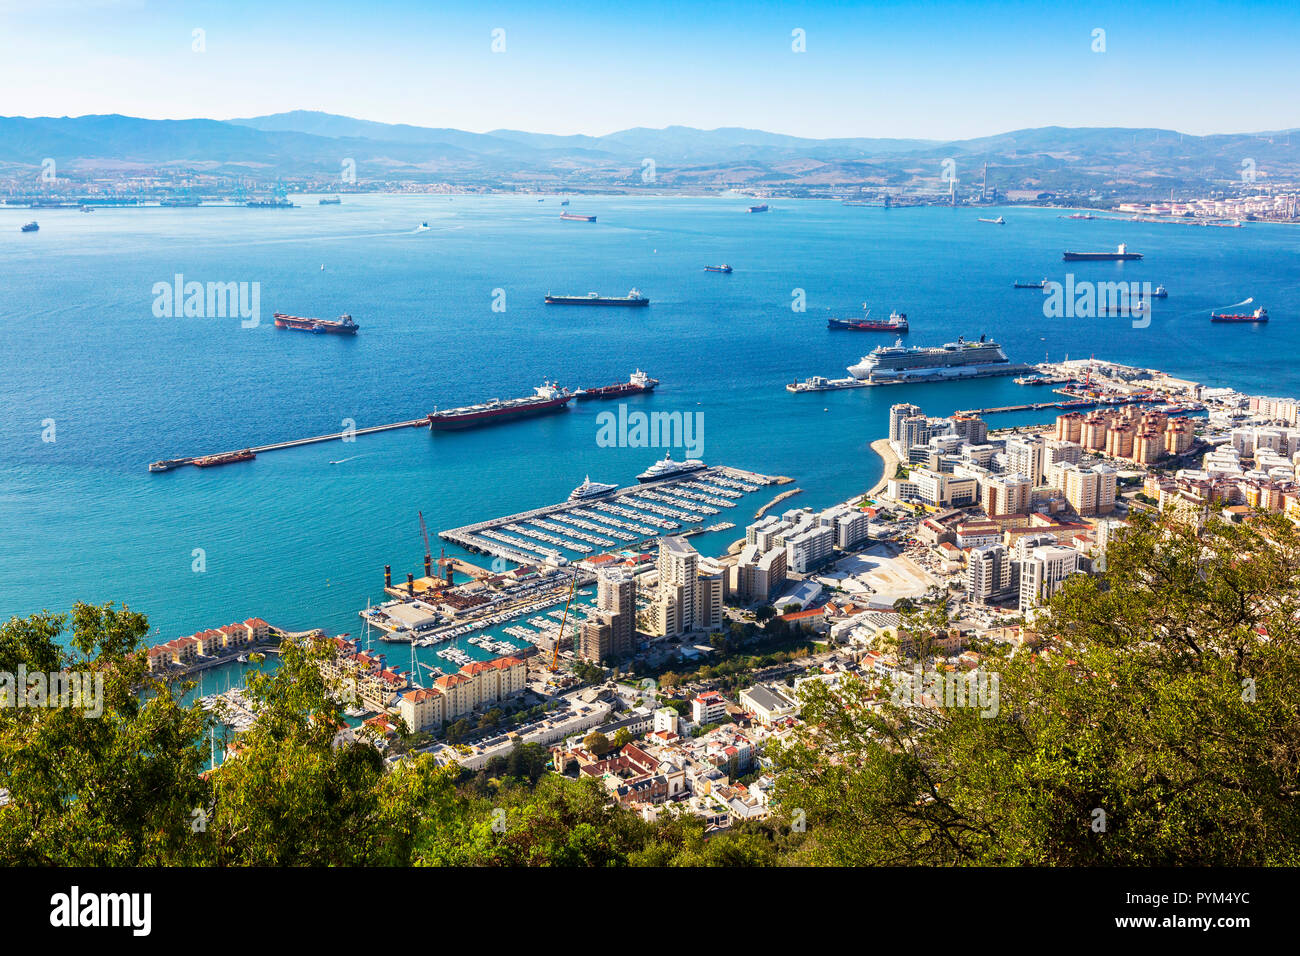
left=1063, top=243, right=1143, bottom=261
left=704, top=264, right=733, bottom=273
left=428, top=382, right=574, bottom=430
left=273, top=312, right=359, bottom=334
left=828, top=310, right=908, bottom=332
left=748, top=204, right=769, bottom=213
left=192, top=450, right=256, bottom=468
left=1211, top=307, right=1268, bottom=324
left=544, top=289, right=649, bottom=307
left=574, top=369, right=659, bottom=401
left=559, top=212, right=596, bottom=222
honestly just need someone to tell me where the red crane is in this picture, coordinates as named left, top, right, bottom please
left=551, top=570, right=579, bottom=672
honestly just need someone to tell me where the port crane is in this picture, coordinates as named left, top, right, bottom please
left=550, top=569, right=580, bottom=672
left=418, top=510, right=433, bottom=579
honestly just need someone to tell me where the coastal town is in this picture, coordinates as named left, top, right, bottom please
left=143, top=351, right=1300, bottom=833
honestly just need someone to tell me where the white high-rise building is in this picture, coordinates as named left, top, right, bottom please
left=1018, top=545, right=1079, bottom=612
left=657, top=536, right=699, bottom=631
left=1006, top=436, right=1047, bottom=487
left=968, top=544, right=1017, bottom=603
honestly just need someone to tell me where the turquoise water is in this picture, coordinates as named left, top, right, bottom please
left=2, top=196, right=1298, bottom=654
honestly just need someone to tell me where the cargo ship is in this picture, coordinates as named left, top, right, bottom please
left=748, top=204, right=769, bottom=213
left=159, top=199, right=200, bottom=207
left=148, top=457, right=193, bottom=473
left=246, top=199, right=295, bottom=208
left=636, top=452, right=706, bottom=483
left=704, top=264, right=733, bottom=273
left=1014, top=278, right=1046, bottom=289
left=273, top=312, right=359, bottom=334
left=847, top=335, right=1029, bottom=384
left=559, top=212, right=596, bottom=222
left=193, top=450, right=256, bottom=468
left=545, top=289, right=649, bottom=307
left=574, top=369, right=659, bottom=401
left=1062, top=243, right=1142, bottom=261
left=828, top=309, right=908, bottom=332
left=978, top=216, right=1005, bottom=224
left=428, top=382, right=574, bottom=430
left=20, top=221, right=38, bottom=232
left=569, top=476, right=619, bottom=501
left=319, top=196, right=342, bottom=205
left=1211, top=307, right=1268, bottom=324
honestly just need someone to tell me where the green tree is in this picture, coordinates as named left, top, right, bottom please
left=612, top=727, right=632, bottom=749
left=772, top=510, right=1300, bottom=866
left=0, top=603, right=210, bottom=866
left=583, top=731, right=611, bottom=756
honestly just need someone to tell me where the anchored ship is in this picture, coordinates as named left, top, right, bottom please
left=192, top=450, right=256, bottom=468
left=1014, top=278, right=1046, bottom=289
left=1063, top=243, right=1143, bottom=261
left=319, top=196, right=342, bottom=205
left=827, top=309, right=908, bottom=332
left=559, top=212, right=596, bottom=222
left=148, top=458, right=193, bottom=473
left=1211, top=307, right=1268, bottom=324
left=545, top=289, right=649, bottom=307
left=574, top=369, right=659, bottom=401
left=748, top=204, right=769, bottom=213
left=274, top=312, right=359, bottom=334
left=636, top=452, right=706, bottom=483
left=847, top=335, right=1028, bottom=384
left=428, top=382, right=574, bottom=430
left=569, top=476, right=619, bottom=501
left=978, top=216, right=1005, bottom=224
left=246, top=198, right=295, bottom=208
left=20, top=221, right=38, bottom=232
left=704, top=264, right=733, bottom=273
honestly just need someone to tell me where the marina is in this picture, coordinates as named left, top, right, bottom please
left=439, top=465, right=783, bottom=568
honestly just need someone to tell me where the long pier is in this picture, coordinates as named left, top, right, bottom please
left=149, top=375, right=667, bottom=472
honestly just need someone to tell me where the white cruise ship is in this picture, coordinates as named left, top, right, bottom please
left=569, top=476, right=618, bottom=500
left=847, top=335, right=1028, bottom=384
left=636, top=452, right=706, bottom=483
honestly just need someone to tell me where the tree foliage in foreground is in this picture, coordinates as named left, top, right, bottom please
left=772, top=510, right=1300, bottom=865
left=2, top=509, right=1297, bottom=866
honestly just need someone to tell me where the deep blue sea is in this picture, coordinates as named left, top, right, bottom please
left=3, top=196, right=1298, bottom=658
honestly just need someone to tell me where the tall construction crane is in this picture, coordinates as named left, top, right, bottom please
left=417, top=510, right=432, bottom=580
left=551, top=569, right=580, bottom=672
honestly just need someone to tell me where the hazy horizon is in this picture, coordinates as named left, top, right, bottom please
left=2, top=0, right=1298, bottom=140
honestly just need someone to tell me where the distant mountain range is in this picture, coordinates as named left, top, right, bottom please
left=2, top=110, right=1298, bottom=194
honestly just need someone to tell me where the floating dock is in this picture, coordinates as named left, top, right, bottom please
left=440, top=466, right=779, bottom=568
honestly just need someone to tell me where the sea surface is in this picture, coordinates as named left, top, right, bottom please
left=3, top=196, right=1298, bottom=660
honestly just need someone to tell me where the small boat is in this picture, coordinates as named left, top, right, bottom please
left=237, top=654, right=248, bottom=663
left=20, top=221, right=38, bottom=232
left=1152, top=285, right=1168, bottom=298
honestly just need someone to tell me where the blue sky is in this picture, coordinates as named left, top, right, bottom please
left=1, top=0, right=1297, bottom=138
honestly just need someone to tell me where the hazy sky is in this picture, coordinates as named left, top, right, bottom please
left=1, top=0, right=1297, bottom=139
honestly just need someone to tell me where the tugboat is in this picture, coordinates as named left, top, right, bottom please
left=20, top=221, right=38, bottom=232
